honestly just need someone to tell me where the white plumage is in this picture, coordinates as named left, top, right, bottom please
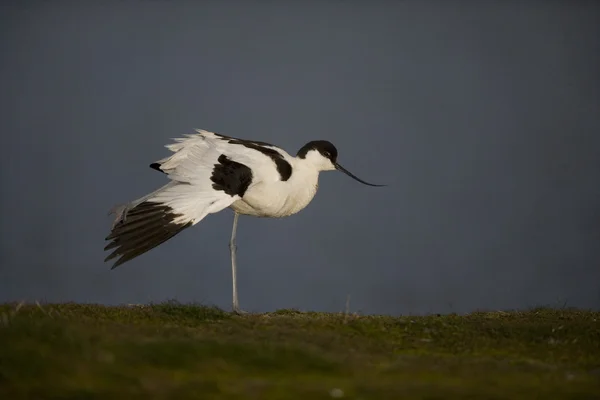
left=105, top=129, right=383, bottom=313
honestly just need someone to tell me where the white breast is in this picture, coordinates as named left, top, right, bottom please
left=230, top=167, right=319, bottom=218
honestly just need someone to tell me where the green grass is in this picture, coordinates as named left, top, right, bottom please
left=1, top=302, right=599, bottom=399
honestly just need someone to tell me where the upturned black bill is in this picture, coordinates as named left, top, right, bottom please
left=335, top=163, right=386, bottom=187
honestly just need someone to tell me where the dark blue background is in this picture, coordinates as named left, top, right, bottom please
left=1, top=1, right=599, bottom=314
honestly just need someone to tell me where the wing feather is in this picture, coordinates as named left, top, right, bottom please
left=104, top=130, right=244, bottom=268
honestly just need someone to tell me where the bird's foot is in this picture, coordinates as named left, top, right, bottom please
left=232, top=307, right=248, bottom=315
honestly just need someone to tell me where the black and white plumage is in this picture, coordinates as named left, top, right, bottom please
left=105, top=129, right=384, bottom=313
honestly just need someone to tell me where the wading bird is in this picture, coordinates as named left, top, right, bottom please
left=105, top=129, right=384, bottom=313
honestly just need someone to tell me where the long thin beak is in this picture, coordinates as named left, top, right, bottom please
left=335, top=162, right=386, bottom=187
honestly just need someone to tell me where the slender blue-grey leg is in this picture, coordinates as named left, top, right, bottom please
left=230, top=212, right=245, bottom=314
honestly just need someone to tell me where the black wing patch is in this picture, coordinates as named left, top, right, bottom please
left=213, top=132, right=292, bottom=181
left=211, top=154, right=253, bottom=197
left=149, top=162, right=164, bottom=173
left=227, top=139, right=292, bottom=181
left=104, top=202, right=192, bottom=269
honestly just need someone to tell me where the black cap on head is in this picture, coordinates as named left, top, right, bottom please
left=297, top=140, right=338, bottom=162
left=297, top=140, right=385, bottom=187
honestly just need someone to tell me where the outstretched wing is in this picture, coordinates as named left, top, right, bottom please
left=104, top=130, right=255, bottom=268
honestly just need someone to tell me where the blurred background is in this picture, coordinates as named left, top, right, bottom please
left=1, top=1, right=599, bottom=315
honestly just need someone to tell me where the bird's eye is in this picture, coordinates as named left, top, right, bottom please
left=323, top=151, right=330, bottom=157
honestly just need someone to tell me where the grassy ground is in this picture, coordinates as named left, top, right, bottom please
left=0, top=302, right=599, bottom=399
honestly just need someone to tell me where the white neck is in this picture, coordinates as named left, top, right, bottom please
left=290, top=157, right=321, bottom=184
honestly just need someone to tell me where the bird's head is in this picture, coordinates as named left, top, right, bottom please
left=297, top=140, right=385, bottom=187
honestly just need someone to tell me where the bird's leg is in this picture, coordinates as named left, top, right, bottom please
left=230, top=212, right=246, bottom=314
